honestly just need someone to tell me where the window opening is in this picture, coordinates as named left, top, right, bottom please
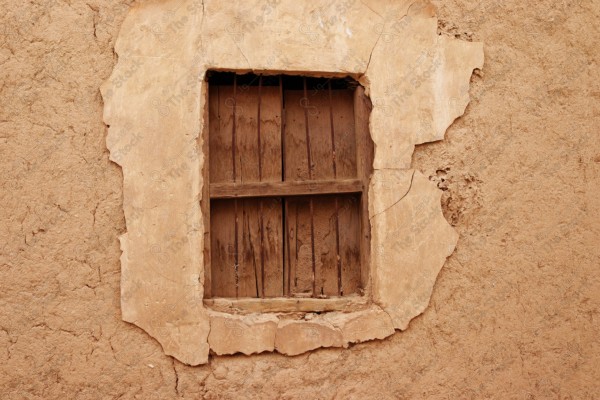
left=203, top=71, right=373, bottom=303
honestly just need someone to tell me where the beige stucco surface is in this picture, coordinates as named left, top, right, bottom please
left=99, top=0, right=482, bottom=364
left=3, top=0, right=599, bottom=397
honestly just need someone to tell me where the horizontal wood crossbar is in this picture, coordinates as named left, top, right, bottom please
left=210, top=179, right=363, bottom=199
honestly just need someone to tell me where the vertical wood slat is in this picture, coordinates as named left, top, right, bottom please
left=303, top=78, right=317, bottom=297
left=210, top=84, right=282, bottom=184
left=208, top=86, right=227, bottom=183
left=260, top=198, right=284, bottom=297
left=211, top=198, right=284, bottom=297
left=209, top=83, right=239, bottom=297
left=258, top=76, right=265, bottom=298
left=202, top=82, right=211, bottom=299
left=281, top=76, right=291, bottom=297
left=283, top=89, right=355, bottom=180
left=209, top=78, right=284, bottom=298
left=208, top=73, right=366, bottom=299
left=284, top=200, right=291, bottom=295
left=314, top=196, right=340, bottom=296
left=283, top=81, right=360, bottom=297
left=285, top=198, right=311, bottom=295
left=354, top=85, right=374, bottom=291
left=210, top=200, right=237, bottom=297
left=327, top=81, right=342, bottom=296
left=232, top=76, right=240, bottom=297
left=209, top=84, right=241, bottom=296
left=339, top=195, right=361, bottom=294
left=284, top=194, right=361, bottom=296
left=330, top=88, right=359, bottom=294
left=257, top=82, right=284, bottom=297
left=257, top=76, right=263, bottom=181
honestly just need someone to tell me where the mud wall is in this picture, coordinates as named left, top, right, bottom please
left=1, top=0, right=598, bottom=398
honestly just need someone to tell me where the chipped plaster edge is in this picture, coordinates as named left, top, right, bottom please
left=100, top=0, right=482, bottom=364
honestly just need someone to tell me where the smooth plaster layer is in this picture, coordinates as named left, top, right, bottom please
left=101, top=0, right=483, bottom=365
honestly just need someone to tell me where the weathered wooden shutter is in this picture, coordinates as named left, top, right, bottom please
left=204, top=73, right=372, bottom=300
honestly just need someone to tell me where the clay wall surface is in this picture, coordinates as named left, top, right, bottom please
left=1, top=0, right=599, bottom=398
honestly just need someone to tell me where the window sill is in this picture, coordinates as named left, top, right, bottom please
left=204, top=295, right=368, bottom=314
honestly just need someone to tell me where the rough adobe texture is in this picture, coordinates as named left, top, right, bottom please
left=0, top=0, right=599, bottom=398
left=100, top=0, right=481, bottom=363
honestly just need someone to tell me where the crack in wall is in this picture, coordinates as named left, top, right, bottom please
left=369, top=170, right=416, bottom=220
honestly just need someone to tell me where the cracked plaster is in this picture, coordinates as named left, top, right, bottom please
left=101, top=0, right=483, bottom=365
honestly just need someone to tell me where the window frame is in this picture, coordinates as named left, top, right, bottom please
left=201, top=71, right=374, bottom=312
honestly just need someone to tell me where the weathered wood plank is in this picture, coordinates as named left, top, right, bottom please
left=354, top=85, right=374, bottom=291
left=285, top=197, right=313, bottom=296
left=258, top=85, right=283, bottom=182
left=259, top=198, right=284, bottom=297
left=202, top=82, right=211, bottom=298
left=210, top=199, right=238, bottom=297
left=209, top=85, right=235, bottom=183
left=204, top=294, right=368, bottom=314
left=338, top=194, right=362, bottom=295
left=235, top=86, right=260, bottom=182
left=238, top=200, right=259, bottom=297
left=207, top=74, right=369, bottom=301
left=312, top=196, right=339, bottom=297
left=284, top=194, right=362, bottom=297
left=284, top=88, right=356, bottom=180
left=231, top=85, right=282, bottom=182
left=285, top=194, right=361, bottom=297
left=283, top=83, right=361, bottom=297
left=210, top=179, right=363, bottom=199
left=330, top=89, right=357, bottom=179
left=209, top=81, right=284, bottom=298
left=211, top=198, right=284, bottom=298
left=283, top=89, right=310, bottom=181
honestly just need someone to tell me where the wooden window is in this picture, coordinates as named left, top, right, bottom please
left=202, top=72, right=373, bottom=305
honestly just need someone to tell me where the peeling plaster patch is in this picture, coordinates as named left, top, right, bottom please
left=365, top=1, right=484, bottom=169
left=370, top=170, right=459, bottom=330
left=208, top=312, right=278, bottom=356
left=323, top=307, right=395, bottom=344
left=101, top=0, right=483, bottom=365
left=275, top=319, right=344, bottom=356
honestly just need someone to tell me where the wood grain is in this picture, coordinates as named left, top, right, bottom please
left=206, top=74, right=368, bottom=300
left=354, top=86, right=374, bottom=291
left=210, top=199, right=238, bottom=297
left=283, top=84, right=361, bottom=296
left=209, top=82, right=284, bottom=297
left=210, top=179, right=363, bottom=199
left=202, top=82, right=211, bottom=298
